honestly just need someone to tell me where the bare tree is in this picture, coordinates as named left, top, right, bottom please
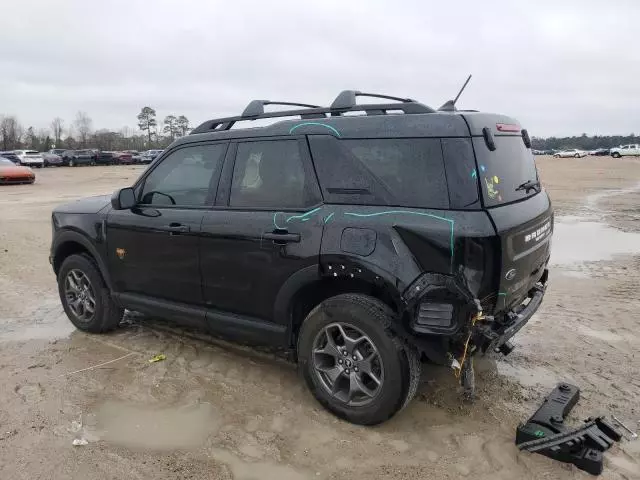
left=51, top=117, right=64, bottom=146
left=137, top=107, right=157, bottom=147
left=74, top=111, right=92, bottom=147
left=163, top=115, right=179, bottom=141
left=0, top=116, right=23, bottom=150
left=177, top=115, right=190, bottom=137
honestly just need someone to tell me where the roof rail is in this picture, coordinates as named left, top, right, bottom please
left=242, top=100, right=321, bottom=117
left=190, top=90, right=435, bottom=134
left=330, top=90, right=431, bottom=112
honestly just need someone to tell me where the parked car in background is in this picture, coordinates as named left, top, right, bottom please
left=42, top=152, right=64, bottom=166
left=49, top=149, right=67, bottom=156
left=13, top=150, right=44, bottom=167
left=140, top=149, right=164, bottom=164
left=96, top=151, right=117, bottom=165
left=0, top=157, right=35, bottom=184
left=113, top=151, right=134, bottom=164
left=62, top=149, right=95, bottom=166
left=0, top=151, right=22, bottom=164
left=123, top=150, right=141, bottom=163
left=589, top=148, right=610, bottom=156
left=610, top=144, right=640, bottom=158
left=553, top=149, right=587, bottom=158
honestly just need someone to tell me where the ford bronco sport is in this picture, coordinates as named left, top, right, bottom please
left=50, top=90, right=552, bottom=425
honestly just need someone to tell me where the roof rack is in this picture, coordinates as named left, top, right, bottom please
left=190, top=90, right=435, bottom=134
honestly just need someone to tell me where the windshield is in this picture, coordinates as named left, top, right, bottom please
left=472, top=135, right=539, bottom=207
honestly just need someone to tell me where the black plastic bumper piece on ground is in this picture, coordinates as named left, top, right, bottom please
left=516, top=383, right=622, bottom=476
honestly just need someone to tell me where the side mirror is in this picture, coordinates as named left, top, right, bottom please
left=111, top=187, right=136, bottom=210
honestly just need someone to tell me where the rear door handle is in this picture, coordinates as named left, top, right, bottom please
left=263, top=232, right=301, bottom=244
left=166, top=223, right=190, bottom=234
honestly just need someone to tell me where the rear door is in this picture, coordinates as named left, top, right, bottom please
left=200, top=137, right=323, bottom=337
left=471, top=129, right=552, bottom=312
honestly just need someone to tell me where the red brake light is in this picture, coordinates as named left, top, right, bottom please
left=496, top=123, right=520, bottom=133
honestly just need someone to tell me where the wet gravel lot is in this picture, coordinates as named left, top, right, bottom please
left=1, top=158, right=639, bottom=479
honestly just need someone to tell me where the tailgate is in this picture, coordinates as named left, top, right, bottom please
left=488, top=192, right=553, bottom=312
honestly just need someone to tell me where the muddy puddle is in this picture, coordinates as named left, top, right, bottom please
left=0, top=299, right=74, bottom=342
left=551, top=217, right=640, bottom=266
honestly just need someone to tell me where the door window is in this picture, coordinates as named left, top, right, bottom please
left=230, top=140, right=320, bottom=208
left=140, top=143, right=226, bottom=207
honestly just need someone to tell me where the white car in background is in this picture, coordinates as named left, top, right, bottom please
left=13, top=150, right=44, bottom=167
left=609, top=144, right=640, bottom=158
left=553, top=149, right=588, bottom=158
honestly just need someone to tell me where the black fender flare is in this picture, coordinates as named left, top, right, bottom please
left=273, top=264, right=319, bottom=328
left=52, top=229, right=113, bottom=290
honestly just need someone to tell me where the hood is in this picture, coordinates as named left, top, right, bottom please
left=54, top=194, right=111, bottom=214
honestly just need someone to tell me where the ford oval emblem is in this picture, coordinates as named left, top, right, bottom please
left=505, top=269, right=517, bottom=281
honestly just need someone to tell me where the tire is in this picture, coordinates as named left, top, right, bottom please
left=57, top=253, right=123, bottom=333
left=298, top=293, right=420, bottom=425
left=69, top=159, right=75, bottom=167
left=553, top=154, right=559, bottom=158
left=574, top=153, right=580, bottom=158
left=612, top=152, right=621, bottom=158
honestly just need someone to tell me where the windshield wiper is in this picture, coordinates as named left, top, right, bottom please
left=515, top=179, right=541, bottom=193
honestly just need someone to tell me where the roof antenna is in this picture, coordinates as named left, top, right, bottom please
left=438, top=74, right=472, bottom=111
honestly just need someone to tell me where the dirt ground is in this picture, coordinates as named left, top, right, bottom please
left=0, top=157, right=639, bottom=479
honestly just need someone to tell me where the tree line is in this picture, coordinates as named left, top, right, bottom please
left=531, top=133, right=640, bottom=151
left=0, top=107, right=190, bottom=152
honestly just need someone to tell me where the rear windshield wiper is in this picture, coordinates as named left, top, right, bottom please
left=515, top=179, right=541, bottom=193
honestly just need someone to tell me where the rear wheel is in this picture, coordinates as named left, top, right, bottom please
left=298, top=294, right=420, bottom=425
left=57, top=254, right=123, bottom=333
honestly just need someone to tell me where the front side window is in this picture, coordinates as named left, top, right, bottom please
left=140, top=143, right=226, bottom=207
left=230, top=140, right=319, bottom=209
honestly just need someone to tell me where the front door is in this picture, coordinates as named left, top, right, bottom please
left=107, top=142, right=228, bottom=306
left=200, top=138, right=324, bottom=332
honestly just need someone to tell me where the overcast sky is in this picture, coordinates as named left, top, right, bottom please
left=1, top=0, right=638, bottom=137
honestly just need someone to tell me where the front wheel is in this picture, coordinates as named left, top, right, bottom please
left=57, top=254, right=123, bottom=333
left=612, top=152, right=621, bottom=158
left=298, top=294, right=420, bottom=425
left=574, top=153, right=580, bottom=158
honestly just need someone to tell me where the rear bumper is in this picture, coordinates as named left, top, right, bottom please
left=478, top=269, right=548, bottom=352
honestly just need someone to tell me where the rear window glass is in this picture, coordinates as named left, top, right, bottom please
left=472, top=136, right=539, bottom=207
left=26, top=151, right=39, bottom=155
left=309, top=136, right=449, bottom=209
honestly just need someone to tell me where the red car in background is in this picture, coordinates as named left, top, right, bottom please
left=112, top=152, right=134, bottom=164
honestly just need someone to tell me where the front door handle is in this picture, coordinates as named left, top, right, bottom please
left=263, top=232, right=301, bottom=244
left=166, top=223, right=190, bottom=234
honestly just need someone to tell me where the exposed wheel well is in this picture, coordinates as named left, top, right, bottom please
left=288, top=279, right=400, bottom=350
left=52, top=241, right=92, bottom=275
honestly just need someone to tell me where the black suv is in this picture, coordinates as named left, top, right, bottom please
left=50, top=91, right=552, bottom=425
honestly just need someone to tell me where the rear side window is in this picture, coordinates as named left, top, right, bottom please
left=230, top=140, right=320, bottom=209
left=441, top=138, right=480, bottom=209
left=309, top=136, right=449, bottom=209
left=473, top=136, right=538, bottom=207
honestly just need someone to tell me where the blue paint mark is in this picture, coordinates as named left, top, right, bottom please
left=323, top=212, right=335, bottom=224
left=273, top=212, right=285, bottom=230
left=344, top=210, right=455, bottom=273
left=480, top=164, right=486, bottom=173
left=285, top=207, right=322, bottom=223
left=289, top=122, right=341, bottom=137
left=471, top=169, right=477, bottom=179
